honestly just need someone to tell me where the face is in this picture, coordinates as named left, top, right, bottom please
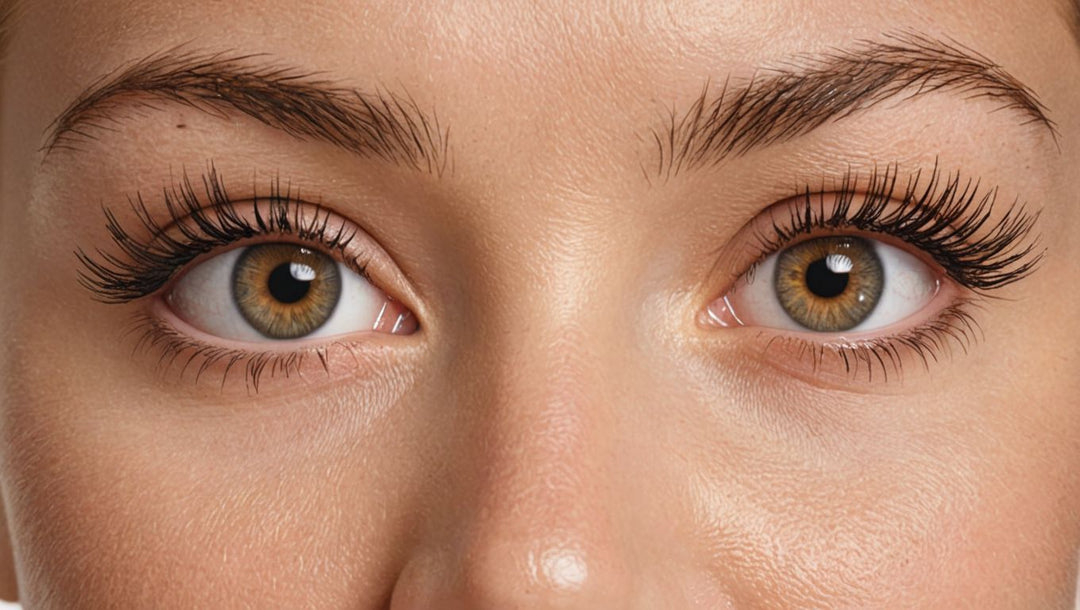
left=0, top=0, right=1078, bottom=607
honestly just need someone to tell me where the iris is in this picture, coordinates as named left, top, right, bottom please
left=232, top=244, right=342, bottom=339
left=774, top=237, right=883, bottom=332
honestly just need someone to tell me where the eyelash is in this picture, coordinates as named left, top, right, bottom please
left=77, top=164, right=367, bottom=303
left=738, top=160, right=1041, bottom=382
left=77, top=163, right=379, bottom=392
left=753, top=160, right=1041, bottom=292
left=122, top=312, right=341, bottom=393
left=79, top=161, right=1042, bottom=389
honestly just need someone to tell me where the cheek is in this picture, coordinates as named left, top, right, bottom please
left=666, top=353, right=1080, bottom=607
left=0, top=320, right=431, bottom=607
left=1, top=292, right=1078, bottom=607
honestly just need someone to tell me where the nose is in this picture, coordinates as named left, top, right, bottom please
left=389, top=327, right=655, bottom=609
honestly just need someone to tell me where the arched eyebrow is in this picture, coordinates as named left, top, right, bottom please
left=42, top=49, right=450, bottom=175
left=653, top=32, right=1057, bottom=179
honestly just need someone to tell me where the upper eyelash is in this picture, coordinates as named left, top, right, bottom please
left=76, top=163, right=362, bottom=304
left=753, top=159, right=1043, bottom=293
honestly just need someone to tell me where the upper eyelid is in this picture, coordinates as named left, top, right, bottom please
left=156, top=233, right=367, bottom=298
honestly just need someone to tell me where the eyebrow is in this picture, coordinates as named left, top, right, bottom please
left=1065, top=0, right=1080, bottom=43
left=0, top=0, right=18, bottom=61
left=43, top=49, right=450, bottom=175
left=653, top=32, right=1057, bottom=179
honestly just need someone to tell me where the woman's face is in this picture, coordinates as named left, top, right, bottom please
left=1, top=0, right=1078, bottom=607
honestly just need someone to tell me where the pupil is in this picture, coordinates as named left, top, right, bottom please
left=805, top=257, right=849, bottom=298
left=267, top=262, right=311, bottom=304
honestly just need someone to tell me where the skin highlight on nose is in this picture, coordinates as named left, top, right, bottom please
left=530, top=546, right=589, bottom=592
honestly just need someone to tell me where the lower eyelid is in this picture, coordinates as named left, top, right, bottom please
left=709, top=292, right=981, bottom=388
left=152, top=298, right=329, bottom=353
left=123, top=300, right=420, bottom=394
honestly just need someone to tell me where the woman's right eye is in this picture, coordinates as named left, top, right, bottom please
left=165, top=242, right=416, bottom=343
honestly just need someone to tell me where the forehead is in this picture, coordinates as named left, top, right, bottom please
left=2, top=0, right=1075, bottom=192
left=12, top=0, right=1071, bottom=104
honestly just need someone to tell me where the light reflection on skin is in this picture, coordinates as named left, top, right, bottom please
left=529, top=546, right=589, bottom=592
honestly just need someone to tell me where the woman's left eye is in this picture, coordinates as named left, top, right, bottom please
left=165, top=242, right=415, bottom=342
left=708, top=236, right=941, bottom=333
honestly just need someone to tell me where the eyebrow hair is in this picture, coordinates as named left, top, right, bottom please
left=653, top=32, right=1057, bottom=180
left=1066, top=0, right=1080, bottom=43
left=43, top=49, right=450, bottom=175
left=0, top=0, right=19, bottom=63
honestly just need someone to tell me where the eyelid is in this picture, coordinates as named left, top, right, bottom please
left=75, top=166, right=427, bottom=392
left=131, top=303, right=422, bottom=395
left=77, top=164, right=422, bottom=315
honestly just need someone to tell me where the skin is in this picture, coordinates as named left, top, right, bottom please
left=1, top=0, right=1079, bottom=607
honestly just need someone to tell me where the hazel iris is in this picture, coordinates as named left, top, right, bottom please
left=774, top=236, right=883, bottom=332
left=232, top=244, right=341, bottom=339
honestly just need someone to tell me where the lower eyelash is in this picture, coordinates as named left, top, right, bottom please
left=125, top=313, right=337, bottom=393
left=721, top=161, right=1038, bottom=383
left=755, top=299, right=983, bottom=384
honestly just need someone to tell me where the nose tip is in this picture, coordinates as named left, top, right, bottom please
left=390, top=503, right=637, bottom=609
left=444, top=535, right=621, bottom=608
left=390, top=539, right=623, bottom=609
left=528, top=546, right=590, bottom=592
left=390, top=443, right=638, bottom=609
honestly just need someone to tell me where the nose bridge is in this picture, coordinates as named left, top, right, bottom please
left=387, top=193, right=662, bottom=606
left=390, top=308, right=647, bottom=609
left=454, top=323, right=633, bottom=605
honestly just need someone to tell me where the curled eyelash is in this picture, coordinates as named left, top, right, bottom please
left=76, top=164, right=381, bottom=391
left=76, top=162, right=362, bottom=303
left=731, top=161, right=1042, bottom=383
left=754, top=159, right=1043, bottom=294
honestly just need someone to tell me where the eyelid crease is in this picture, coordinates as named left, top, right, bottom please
left=75, top=162, right=368, bottom=304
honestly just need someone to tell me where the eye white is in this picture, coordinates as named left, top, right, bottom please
left=733, top=239, right=939, bottom=333
left=166, top=246, right=389, bottom=342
